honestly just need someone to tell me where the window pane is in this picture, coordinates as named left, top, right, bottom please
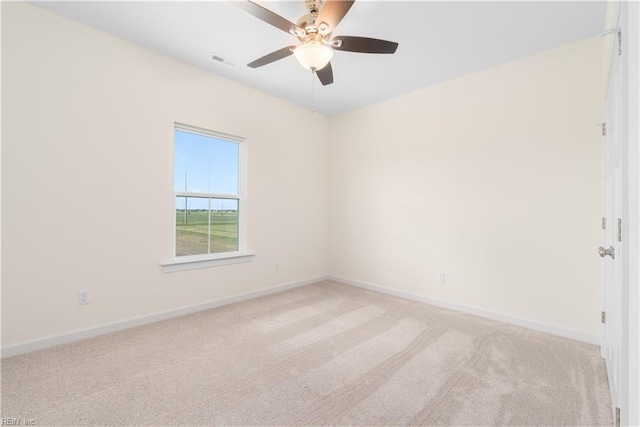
left=175, top=197, right=239, bottom=256
left=175, top=196, right=209, bottom=257
left=210, top=199, right=239, bottom=253
left=174, top=130, right=239, bottom=194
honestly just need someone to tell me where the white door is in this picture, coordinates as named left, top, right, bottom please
left=601, top=27, right=626, bottom=424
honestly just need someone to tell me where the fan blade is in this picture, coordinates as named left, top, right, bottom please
left=316, top=62, right=334, bottom=86
left=232, top=0, right=301, bottom=34
left=247, top=46, right=295, bottom=68
left=332, top=36, right=398, bottom=54
left=316, top=0, right=355, bottom=32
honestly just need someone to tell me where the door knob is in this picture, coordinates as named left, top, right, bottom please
left=598, top=246, right=615, bottom=259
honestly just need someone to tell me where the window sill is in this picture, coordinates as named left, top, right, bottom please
left=161, top=253, right=255, bottom=273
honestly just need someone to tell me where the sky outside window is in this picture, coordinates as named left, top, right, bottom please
left=174, top=130, right=239, bottom=209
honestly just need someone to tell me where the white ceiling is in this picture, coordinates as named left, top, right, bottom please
left=33, top=1, right=606, bottom=116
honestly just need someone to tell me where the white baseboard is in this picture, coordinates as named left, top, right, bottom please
left=1, top=275, right=328, bottom=359
left=2, top=274, right=600, bottom=358
left=329, top=275, right=601, bottom=346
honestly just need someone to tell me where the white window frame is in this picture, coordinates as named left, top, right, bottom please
left=161, top=123, right=253, bottom=273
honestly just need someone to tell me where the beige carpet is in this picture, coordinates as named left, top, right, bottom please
left=2, top=280, right=612, bottom=426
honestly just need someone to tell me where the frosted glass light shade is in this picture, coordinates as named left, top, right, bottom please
left=293, top=43, right=334, bottom=70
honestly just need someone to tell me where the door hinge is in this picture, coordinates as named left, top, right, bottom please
left=602, top=217, right=606, bottom=229
left=617, top=31, right=622, bottom=56
left=601, top=311, right=606, bottom=324
left=617, top=218, right=622, bottom=242
left=615, top=407, right=620, bottom=427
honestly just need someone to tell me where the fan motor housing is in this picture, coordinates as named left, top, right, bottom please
left=297, top=0, right=326, bottom=35
left=305, top=0, right=322, bottom=13
left=297, top=13, right=318, bottom=31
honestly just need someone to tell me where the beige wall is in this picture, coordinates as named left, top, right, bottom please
left=1, top=3, right=330, bottom=347
left=2, top=3, right=605, bottom=348
left=329, top=38, right=604, bottom=338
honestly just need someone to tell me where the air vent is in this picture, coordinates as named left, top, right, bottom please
left=211, top=53, right=236, bottom=67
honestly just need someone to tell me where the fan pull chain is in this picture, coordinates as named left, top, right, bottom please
left=311, top=69, right=316, bottom=114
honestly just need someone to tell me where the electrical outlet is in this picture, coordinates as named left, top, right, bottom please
left=437, top=272, right=446, bottom=283
left=78, top=290, right=89, bottom=305
left=275, top=263, right=280, bottom=272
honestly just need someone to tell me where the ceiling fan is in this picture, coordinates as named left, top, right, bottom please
left=232, top=0, right=399, bottom=86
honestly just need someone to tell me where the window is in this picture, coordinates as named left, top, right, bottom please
left=167, top=124, right=250, bottom=270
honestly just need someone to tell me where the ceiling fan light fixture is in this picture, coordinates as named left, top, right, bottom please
left=293, top=42, right=333, bottom=70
